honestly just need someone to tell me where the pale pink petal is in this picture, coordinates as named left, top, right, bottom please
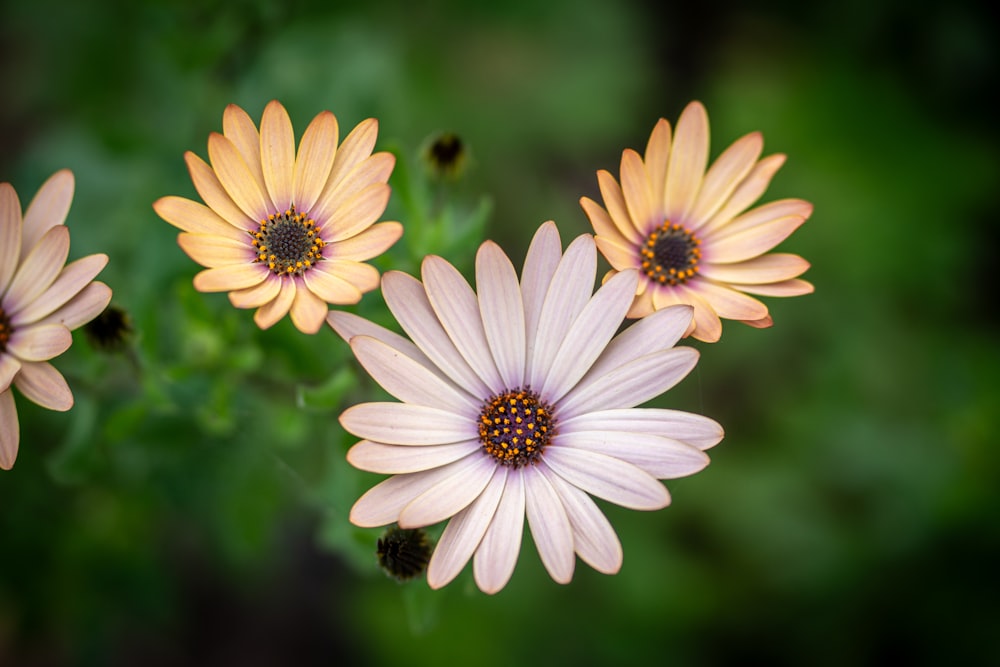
left=35, top=282, right=111, bottom=330
left=528, top=234, right=596, bottom=388
left=701, top=153, right=786, bottom=233
left=177, top=233, right=252, bottom=268
left=193, top=262, right=268, bottom=293
left=728, top=279, right=814, bottom=297
left=349, top=458, right=475, bottom=527
left=222, top=104, right=268, bottom=208
left=597, top=169, right=643, bottom=241
left=520, top=221, right=563, bottom=376
left=0, top=355, right=21, bottom=393
left=349, top=335, right=479, bottom=412
left=585, top=304, right=694, bottom=381
left=0, top=389, right=19, bottom=470
left=21, top=169, right=73, bottom=261
left=326, top=311, right=433, bottom=372
left=543, top=447, right=669, bottom=510
left=253, top=278, right=295, bottom=329
left=5, top=323, right=72, bottom=361
left=540, top=466, right=622, bottom=574
left=558, top=347, right=699, bottom=419
left=595, top=235, right=640, bottom=272
left=699, top=253, right=810, bottom=283
left=4, top=226, right=70, bottom=315
left=476, top=240, right=526, bottom=388
left=426, top=466, right=507, bottom=589
left=706, top=215, right=807, bottom=264
left=293, top=110, right=338, bottom=213
left=340, top=402, right=476, bottom=445
left=347, top=440, right=478, bottom=474
left=184, top=152, right=257, bottom=231
left=259, top=100, right=296, bottom=212
left=321, top=183, right=390, bottom=243
left=474, top=468, right=525, bottom=594
left=11, top=254, right=108, bottom=326
left=664, top=101, right=709, bottom=221
left=328, top=221, right=402, bottom=262
left=621, top=149, right=657, bottom=234
left=152, top=196, right=247, bottom=241
left=686, top=279, right=769, bottom=321
left=644, top=118, right=672, bottom=216
left=422, top=255, right=503, bottom=390
left=12, top=361, right=72, bottom=411
left=399, top=454, right=497, bottom=528
left=688, top=131, right=763, bottom=228
left=559, top=407, right=724, bottom=451
left=207, top=133, right=271, bottom=222
left=289, top=283, right=327, bottom=334
left=541, top=270, right=637, bottom=403
left=0, top=183, right=23, bottom=293
left=741, top=314, right=774, bottom=328
left=302, top=268, right=362, bottom=305
left=524, top=468, right=575, bottom=584
left=382, top=271, right=490, bottom=399
left=553, top=430, right=709, bottom=480
left=228, top=275, right=281, bottom=309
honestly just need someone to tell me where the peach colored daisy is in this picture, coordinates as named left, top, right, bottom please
left=153, top=100, right=401, bottom=334
left=1, top=170, right=112, bottom=470
left=581, top=101, right=813, bottom=342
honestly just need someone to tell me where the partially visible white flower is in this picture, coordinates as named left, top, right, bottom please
left=1, top=171, right=112, bottom=470
left=329, top=221, right=723, bottom=593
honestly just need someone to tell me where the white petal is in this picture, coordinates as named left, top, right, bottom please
left=325, top=311, right=433, bottom=372
left=346, top=439, right=478, bottom=474
left=558, top=347, right=699, bottom=419
left=528, top=234, right=596, bottom=388
left=12, top=361, right=73, bottom=411
left=381, top=271, right=490, bottom=399
left=426, top=466, right=507, bottom=590
left=520, top=221, right=563, bottom=377
left=0, top=389, right=19, bottom=470
left=559, top=408, right=724, bottom=451
left=524, top=468, right=575, bottom=584
left=543, top=447, right=670, bottom=510
left=349, top=335, right=479, bottom=412
left=5, top=324, right=72, bottom=362
left=421, top=255, right=503, bottom=390
left=0, top=354, right=21, bottom=393
left=585, top=304, right=693, bottom=381
left=349, top=459, right=474, bottom=528
left=474, top=468, right=525, bottom=594
left=339, top=402, right=476, bottom=445
left=476, top=241, right=526, bottom=388
left=540, top=466, right=622, bottom=574
left=398, top=454, right=497, bottom=528
left=552, top=430, right=709, bottom=479
left=540, top=269, right=637, bottom=403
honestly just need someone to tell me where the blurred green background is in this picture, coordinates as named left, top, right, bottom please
left=1, top=0, right=997, bottom=664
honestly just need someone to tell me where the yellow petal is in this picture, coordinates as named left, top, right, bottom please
left=185, top=152, right=256, bottom=232
left=177, top=233, right=253, bottom=268
left=259, top=100, right=295, bottom=212
left=153, top=196, right=247, bottom=241
left=328, top=221, right=402, bottom=262
left=293, top=110, right=339, bottom=213
left=665, top=101, right=709, bottom=222
left=192, top=263, right=267, bottom=292
left=289, top=284, right=328, bottom=334
left=253, top=279, right=296, bottom=329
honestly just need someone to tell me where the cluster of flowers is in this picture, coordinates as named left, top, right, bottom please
left=0, top=100, right=811, bottom=593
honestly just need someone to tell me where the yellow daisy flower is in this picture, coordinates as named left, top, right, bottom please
left=1, top=170, right=112, bottom=470
left=581, top=101, right=813, bottom=342
left=154, top=100, right=402, bottom=334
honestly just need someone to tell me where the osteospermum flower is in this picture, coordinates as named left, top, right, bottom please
left=153, top=100, right=401, bottom=334
left=328, top=222, right=723, bottom=594
left=581, top=101, right=813, bottom=342
left=1, top=170, right=112, bottom=470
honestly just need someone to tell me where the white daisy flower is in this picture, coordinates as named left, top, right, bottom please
left=328, top=222, right=723, bottom=593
